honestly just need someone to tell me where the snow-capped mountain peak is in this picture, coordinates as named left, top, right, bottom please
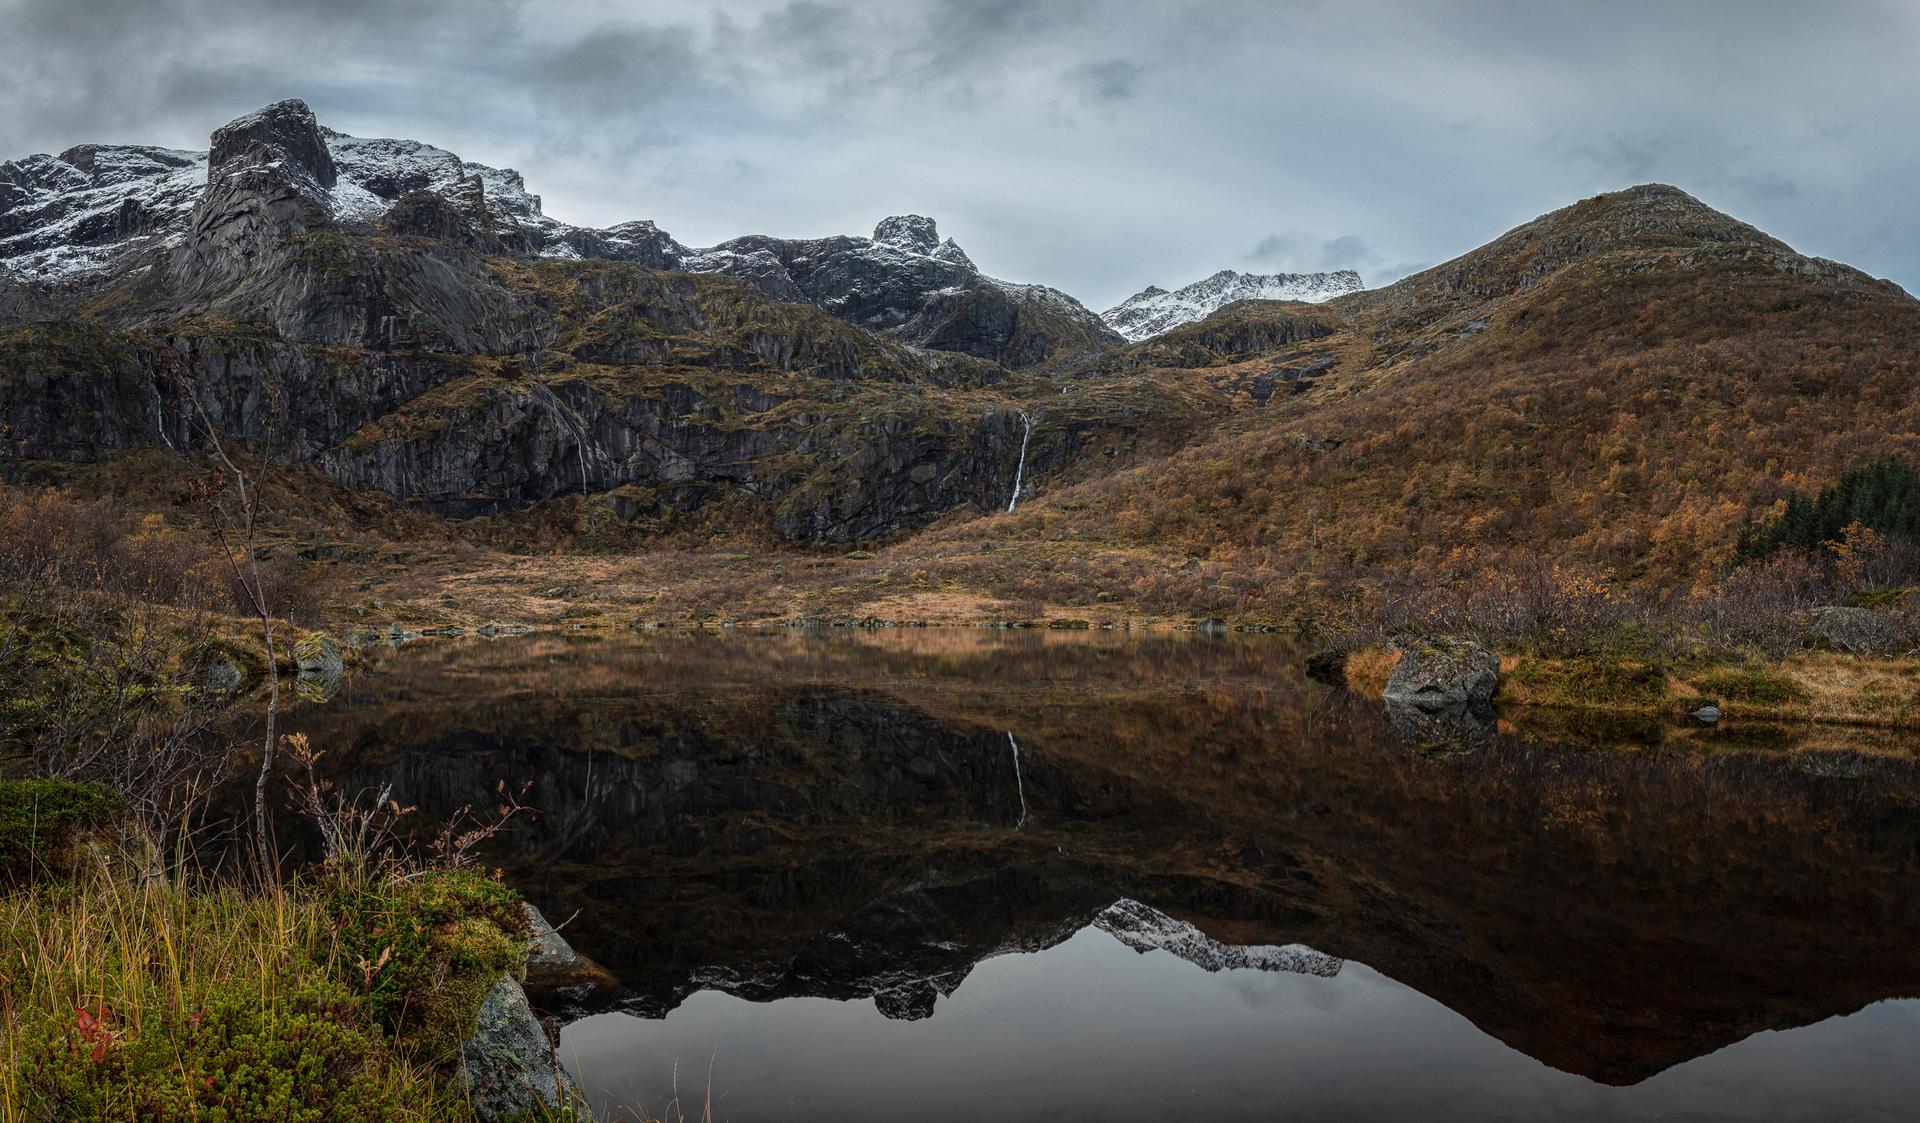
left=874, top=214, right=941, bottom=255
left=0, top=100, right=1119, bottom=366
left=1102, top=268, right=1364, bottom=342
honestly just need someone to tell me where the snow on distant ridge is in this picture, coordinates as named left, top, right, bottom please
left=1102, top=268, right=1364, bottom=342
left=1093, top=899, right=1344, bottom=977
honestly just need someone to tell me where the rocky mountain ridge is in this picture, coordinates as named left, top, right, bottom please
left=1102, top=268, right=1363, bottom=341
left=1, top=100, right=1117, bottom=368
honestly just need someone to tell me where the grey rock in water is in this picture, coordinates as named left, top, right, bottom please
left=1806, top=605, right=1900, bottom=655
left=1691, top=705, right=1722, bottom=723
left=200, top=658, right=243, bottom=693
left=291, top=632, right=343, bottom=677
left=1384, top=637, right=1501, bottom=709
left=459, top=974, right=596, bottom=1123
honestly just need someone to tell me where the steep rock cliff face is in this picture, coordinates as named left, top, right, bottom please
left=0, top=100, right=1177, bottom=539
left=0, top=245, right=1205, bottom=540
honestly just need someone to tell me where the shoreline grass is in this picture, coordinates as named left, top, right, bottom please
left=1342, top=646, right=1920, bottom=730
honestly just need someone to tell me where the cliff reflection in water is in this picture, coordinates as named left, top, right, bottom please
left=285, top=630, right=1920, bottom=1090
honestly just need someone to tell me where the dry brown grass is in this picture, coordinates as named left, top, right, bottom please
left=1344, top=648, right=1402, bottom=699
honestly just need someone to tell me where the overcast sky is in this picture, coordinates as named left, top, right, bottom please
left=4, top=0, right=1917, bottom=308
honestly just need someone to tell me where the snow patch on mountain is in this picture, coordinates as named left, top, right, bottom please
left=1093, top=898, right=1343, bottom=977
left=1102, top=268, right=1364, bottom=342
left=322, top=130, right=550, bottom=231
left=0, top=145, right=206, bottom=282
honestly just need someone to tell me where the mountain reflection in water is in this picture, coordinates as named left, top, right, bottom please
left=284, top=630, right=1920, bottom=1121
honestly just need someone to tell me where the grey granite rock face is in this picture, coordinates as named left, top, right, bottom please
left=173, top=100, right=339, bottom=291
left=1383, top=637, right=1501, bottom=709
left=0, top=100, right=1209, bottom=542
left=459, top=974, right=596, bottom=1123
left=873, top=214, right=941, bottom=256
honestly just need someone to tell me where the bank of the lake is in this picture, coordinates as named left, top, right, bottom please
left=1346, top=645, right=1920, bottom=729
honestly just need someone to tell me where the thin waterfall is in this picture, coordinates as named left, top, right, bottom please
left=1006, top=410, right=1033, bottom=513
left=151, top=383, right=176, bottom=451
left=531, top=381, right=599, bottom=495
left=1007, top=731, right=1031, bottom=827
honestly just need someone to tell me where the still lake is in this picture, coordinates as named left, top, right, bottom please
left=285, top=630, right=1920, bottom=1122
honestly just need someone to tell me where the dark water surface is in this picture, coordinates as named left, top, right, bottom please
left=286, top=631, right=1920, bottom=1122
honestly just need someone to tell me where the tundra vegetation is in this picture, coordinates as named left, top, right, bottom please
left=0, top=485, right=604, bottom=1121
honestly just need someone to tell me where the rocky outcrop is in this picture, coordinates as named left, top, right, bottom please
left=173, top=100, right=338, bottom=291
left=682, top=216, right=1120, bottom=368
left=1383, top=637, right=1500, bottom=708
left=458, top=974, right=595, bottom=1123
left=522, top=903, right=618, bottom=998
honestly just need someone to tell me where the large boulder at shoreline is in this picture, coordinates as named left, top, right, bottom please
left=292, top=631, right=343, bottom=677
left=1806, top=606, right=1902, bottom=655
left=523, top=903, right=619, bottom=997
left=459, top=974, right=596, bottom=1122
left=1384, top=637, right=1501, bottom=708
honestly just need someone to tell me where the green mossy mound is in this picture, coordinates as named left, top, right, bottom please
left=17, top=978, right=419, bottom=1122
left=0, top=779, right=120, bottom=882
left=319, top=868, right=532, bottom=1063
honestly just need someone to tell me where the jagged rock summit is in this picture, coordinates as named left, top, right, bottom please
left=1102, top=268, right=1364, bottom=342
left=0, top=99, right=1116, bottom=367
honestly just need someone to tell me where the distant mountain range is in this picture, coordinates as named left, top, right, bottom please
left=0, top=104, right=1364, bottom=349
left=1101, top=269, right=1363, bottom=341
left=0, top=101, right=1121, bottom=366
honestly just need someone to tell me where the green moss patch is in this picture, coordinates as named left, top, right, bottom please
left=0, top=779, right=120, bottom=882
left=319, top=869, right=530, bottom=1063
left=1498, top=655, right=1673, bottom=711
left=1694, top=666, right=1809, bottom=706
left=17, top=978, right=419, bottom=1122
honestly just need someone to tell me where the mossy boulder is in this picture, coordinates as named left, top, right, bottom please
left=292, top=632, right=344, bottom=677
left=319, top=869, right=531, bottom=1063
left=459, top=974, right=596, bottom=1122
left=1384, top=636, right=1500, bottom=708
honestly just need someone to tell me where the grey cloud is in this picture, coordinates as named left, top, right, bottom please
left=1, top=0, right=1916, bottom=308
left=1063, top=58, right=1149, bottom=104
left=1249, top=233, right=1380, bottom=274
left=517, top=22, right=715, bottom=123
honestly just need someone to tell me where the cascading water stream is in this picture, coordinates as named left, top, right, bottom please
left=531, top=381, right=602, bottom=495
left=1007, top=410, right=1033, bottom=513
left=1007, top=731, right=1031, bottom=827
left=150, top=383, right=176, bottom=452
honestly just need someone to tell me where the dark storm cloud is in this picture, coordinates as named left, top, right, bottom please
left=3, top=0, right=1917, bottom=306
